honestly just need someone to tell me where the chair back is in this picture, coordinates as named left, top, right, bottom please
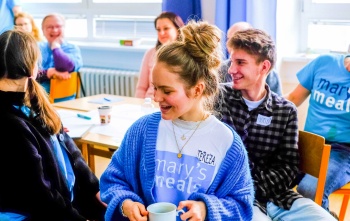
left=298, top=130, right=331, bottom=205
left=49, top=72, right=80, bottom=103
left=332, top=182, right=350, bottom=221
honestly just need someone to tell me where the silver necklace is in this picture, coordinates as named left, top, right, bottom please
left=172, top=114, right=206, bottom=158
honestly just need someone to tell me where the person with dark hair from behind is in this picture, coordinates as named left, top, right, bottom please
left=14, top=11, right=43, bottom=42
left=100, top=20, right=253, bottom=221
left=135, top=11, right=185, bottom=99
left=219, top=21, right=283, bottom=95
left=38, top=13, right=83, bottom=102
left=215, top=28, right=337, bottom=220
left=0, top=29, right=106, bottom=221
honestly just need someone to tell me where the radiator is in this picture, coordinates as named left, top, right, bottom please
left=79, top=67, right=139, bottom=97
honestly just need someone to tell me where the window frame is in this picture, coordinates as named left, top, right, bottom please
left=300, top=0, right=350, bottom=53
left=21, top=0, right=162, bottom=43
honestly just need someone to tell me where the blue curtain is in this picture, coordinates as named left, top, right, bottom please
left=162, top=0, right=202, bottom=23
left=215, top=0, right=277, bottom=57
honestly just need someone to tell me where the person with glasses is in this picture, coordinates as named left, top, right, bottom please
left=14, top=11, right=43, bottom=42
left=38, top=13, right=83, bottom=102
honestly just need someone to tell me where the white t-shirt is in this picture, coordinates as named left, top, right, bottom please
left=153, top=115, right=233, bottom=206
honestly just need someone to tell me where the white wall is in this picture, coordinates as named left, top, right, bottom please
left=79, top=0, right=306, bottom=80
left=79, top=0, right=218, bottom=70
left=276, top=1, right=302, bottom=73
left=200, top=1, right=310, bottom=84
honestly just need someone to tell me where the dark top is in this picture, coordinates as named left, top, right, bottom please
left=215, top=83, right=302, bottom=213
left=0, top=91, right=106, bottom=220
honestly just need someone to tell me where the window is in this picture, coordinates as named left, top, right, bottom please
left=23, top=0, right=81, bottom=2
left=93, top=16, right=156, bottom=39
left=312, top=0, right=350, bottom=3
left=301, top=0, right=350, bottom=53
left=93, top=0, right=161, bottom=2
left=21, top=0, right=162, bottom=44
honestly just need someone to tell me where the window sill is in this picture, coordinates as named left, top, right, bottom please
left=281, top=53, right=319, bottom=62
left=71, top=40, right=154, bottom=53
left=279, top=54, right=319, bottom=84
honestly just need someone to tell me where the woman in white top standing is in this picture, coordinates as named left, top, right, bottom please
left=135, top=11, right=184, bottom=99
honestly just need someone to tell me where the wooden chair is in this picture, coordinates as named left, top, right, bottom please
left=49, top=71, right=80, bottom=103
left=332, top=182, right=350, bottom=221
left=297, top=130, right=331, bottom=206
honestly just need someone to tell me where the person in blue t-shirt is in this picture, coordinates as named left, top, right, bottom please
left=100, top=20, right=254, bottom=221
left=285, top=53, right=350, bottom=219
left=0, top=0, right=21, bottom=34
left=37, top=13, right=83, bottom=102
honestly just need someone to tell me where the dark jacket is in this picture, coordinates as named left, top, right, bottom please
left=0, top=91, right=106, bottom=221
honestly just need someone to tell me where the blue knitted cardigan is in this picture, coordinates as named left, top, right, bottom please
left=100, top=112, right=254, bottom=221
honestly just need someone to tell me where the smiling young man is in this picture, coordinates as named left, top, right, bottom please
left=215, top=28, right=337, bottom=221
left=219, top=22, right=283, bottom=96
left=38, top=13, right=83, bottom=101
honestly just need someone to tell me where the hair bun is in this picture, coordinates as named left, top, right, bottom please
left=180, top=20, right=222, bottom=70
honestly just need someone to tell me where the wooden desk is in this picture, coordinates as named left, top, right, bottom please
left=55, top=94, right=158, bottom=173
left=53, top=93, right=152, bottom=112
left=80, top=132, right=119, bottom=173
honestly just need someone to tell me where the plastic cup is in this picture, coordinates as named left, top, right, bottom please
left=98, top=106, right=112, bottom=124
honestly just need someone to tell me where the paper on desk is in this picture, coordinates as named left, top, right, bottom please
left=89, top=104, right=159, bottom=141
left=87, top=97, right=124, bottom=104
left=57, top=109, right=99, bottom=138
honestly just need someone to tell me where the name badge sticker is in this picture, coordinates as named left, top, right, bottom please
left=257, top=114, right=272, bottom=126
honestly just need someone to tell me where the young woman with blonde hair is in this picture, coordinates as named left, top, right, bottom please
left=14, top=11, right=43, bottom=41
left=101, top=20, right=253, bottom=221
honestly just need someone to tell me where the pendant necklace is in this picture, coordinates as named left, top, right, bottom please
left=172, top=120, right=201, bottom=140
left=172, top=114, right=206, bottom=158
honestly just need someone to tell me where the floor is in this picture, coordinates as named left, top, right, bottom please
left=94, top=155, right=350, bottom=221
